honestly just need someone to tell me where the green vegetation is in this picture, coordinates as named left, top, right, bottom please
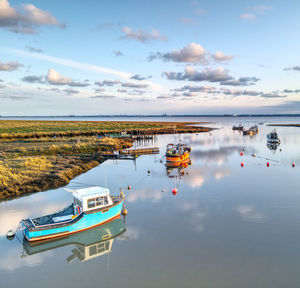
left=0, top=120, right=210, bottom=139
left=0, top=120, right=211, bottom=200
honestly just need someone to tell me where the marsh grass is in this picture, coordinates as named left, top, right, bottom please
left=0, top=120, right=211, bottom=200
left=0, top=120, right=210, bottom=140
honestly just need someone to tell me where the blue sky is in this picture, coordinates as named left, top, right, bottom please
left=1, top=0, right=300, bottom=115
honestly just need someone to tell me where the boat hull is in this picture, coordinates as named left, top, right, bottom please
left=166, top=152, right=190, bottom=163
left=23, top=201, right=124, bottom=242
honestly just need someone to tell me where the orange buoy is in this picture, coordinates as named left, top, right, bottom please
left=292, top=162, right=295, bottom=168
left=240, top=151, right=244, bottom=156
left=172, top=188, right=178, bottom=195
left=241, top=162, right=244, bottom=167
left=267, top=162, right=270, bottom=167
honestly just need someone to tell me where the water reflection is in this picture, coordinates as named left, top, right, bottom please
left=23, top=216, right=126, bottom=263
left=267, top=141, right=280, bottom=151
left=165, top=161, right=191, bottom=178
left=2, top=118, right=300, bottom=288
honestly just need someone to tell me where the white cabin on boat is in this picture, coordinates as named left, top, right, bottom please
left=66, top=186, right=113, bottom=213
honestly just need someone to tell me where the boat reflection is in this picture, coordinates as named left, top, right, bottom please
left=166, top=161, right=191, bottom=178
left=22, top=216, right=126, bottom=263
left=267, top=141, right=280, bottom=151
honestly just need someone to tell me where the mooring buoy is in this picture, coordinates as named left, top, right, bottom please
left=6, top=230, right=15, bottom=240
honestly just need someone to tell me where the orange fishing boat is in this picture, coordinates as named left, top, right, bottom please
left=165, top=143, right=191, bottom=165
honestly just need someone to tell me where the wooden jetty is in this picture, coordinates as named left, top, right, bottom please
left=96, top=147, right=159, bottom=160
left=119, top=147, right=159, bottom=155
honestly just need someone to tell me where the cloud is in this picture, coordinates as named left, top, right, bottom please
left=162, top=66, right=232, bottom=82
left=113, top=50, right=123, bottom=56
left=248, top=5, right=271, bottom=14
left=149, top=43, right=208, bottom=64
left=239, top=13, right=256, bottom=20
left=212, top=51, right=234, bottom=62
left=128, top=90, right=146, bottom=95
left=90, top=95, right=116, bottom=99
left=175, top=85, right=218, bottom=94
left=117, top=89, right=127, bottom=93
left=25, top=45, right=43, bottom=53
left=220, top=88, right=261, bottom=96
left=130, top=74, right=149, bottom=81
left=283, top=89, right=300, bottom=93
left=180, top=17, right=196, bottom=25
left=121, top=82, right=148, bottom=89
left=220, top=77, right=260, bottom=86
left=22, top=75, right=44, bottom=83
left=157, top=95, right=172, bottom=99
left=182, top=91, right=197, bottom=97
left=0, top=60, right=23, bottom=71
left=0, top=0, right=64, bottom=34
left=260, top=92, right=287, bottom=98
left=62, top=88, right=79, bottom=95
left=46, top=68, right=89, bottom=87
left=1, top=94, right=31, bottom=100
left=284, top=66, right=300, bottom=71
left=121, top=26, right=166, bottom=43
left=11, top=49, right=167, bottom=93
left=123, top=97, right=149, bottom=102
left=95, top=80, right=121, bottom=86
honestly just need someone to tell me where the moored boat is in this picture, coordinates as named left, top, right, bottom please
left=21, top=186, right=125, bottom=242
left=23, top=216, right=126, bottom=262
left=166, top=143, right=191, bottom=164
left=267, top=129, right=281, bottom=144
left=232, top=124, right=243, bottom=131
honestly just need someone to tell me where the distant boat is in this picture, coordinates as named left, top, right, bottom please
left=23, top=216, right=126, bottom=263
left=243, top=125, right=259, bottom=136
left=166, top=143, right=191, bottom=166
left=267, top=130, right=281, bottom=144
left=21, top=186, right=125, bottom=242
left=232, top=124, right=243, bottom=131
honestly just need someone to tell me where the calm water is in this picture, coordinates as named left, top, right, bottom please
left=1, top=117, right=300, bottom=288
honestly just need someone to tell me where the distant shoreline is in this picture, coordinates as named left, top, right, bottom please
left=1, top=114, right=300, bottom=118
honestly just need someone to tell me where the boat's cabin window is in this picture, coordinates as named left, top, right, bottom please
left=87, top=196, right=108, bottom=209
left=74, top=198, right=82, bottom=207
left=96, top=196, right=108, bottom=206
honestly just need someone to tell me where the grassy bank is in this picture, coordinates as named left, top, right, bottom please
left=0, top=120, right=211, bottom=139
left=0, top=120, right=212, bottom=200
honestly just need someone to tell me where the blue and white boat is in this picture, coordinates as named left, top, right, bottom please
left=21, top=186, right=125, bottom=242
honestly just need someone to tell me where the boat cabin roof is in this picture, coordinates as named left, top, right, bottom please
left=66, top=186, right=110, bottom=202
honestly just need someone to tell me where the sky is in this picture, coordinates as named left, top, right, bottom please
left=1, top=0, right=300, bottom=115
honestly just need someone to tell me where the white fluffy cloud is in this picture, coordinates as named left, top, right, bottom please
left=213, top=51, right=234, bottom=62
left=121, top=26, right=166, bottom=43
left=46, top=68, right=89, bottom=87
left=0, top=0, right=64, bottom=34
left=163, top=66, right=232, bottom=82
left=0, top=60, right=23, bottom=71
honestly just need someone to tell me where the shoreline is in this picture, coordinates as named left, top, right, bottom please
left=0, top=121, right=212, bottom=201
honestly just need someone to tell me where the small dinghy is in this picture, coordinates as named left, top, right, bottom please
left=267, top=130, right=281, bottom=144
left=21, top=186, right=125, bottom=242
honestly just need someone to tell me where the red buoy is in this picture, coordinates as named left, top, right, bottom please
left=292, top=162, right=296, bottom=168
left=267, top=162, right=270, bottom=167
left=241, top=162, right=244, bottom=167
left=240, top=151, right=244, bottom=156
left=172, top=188, right=178, bottom=195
